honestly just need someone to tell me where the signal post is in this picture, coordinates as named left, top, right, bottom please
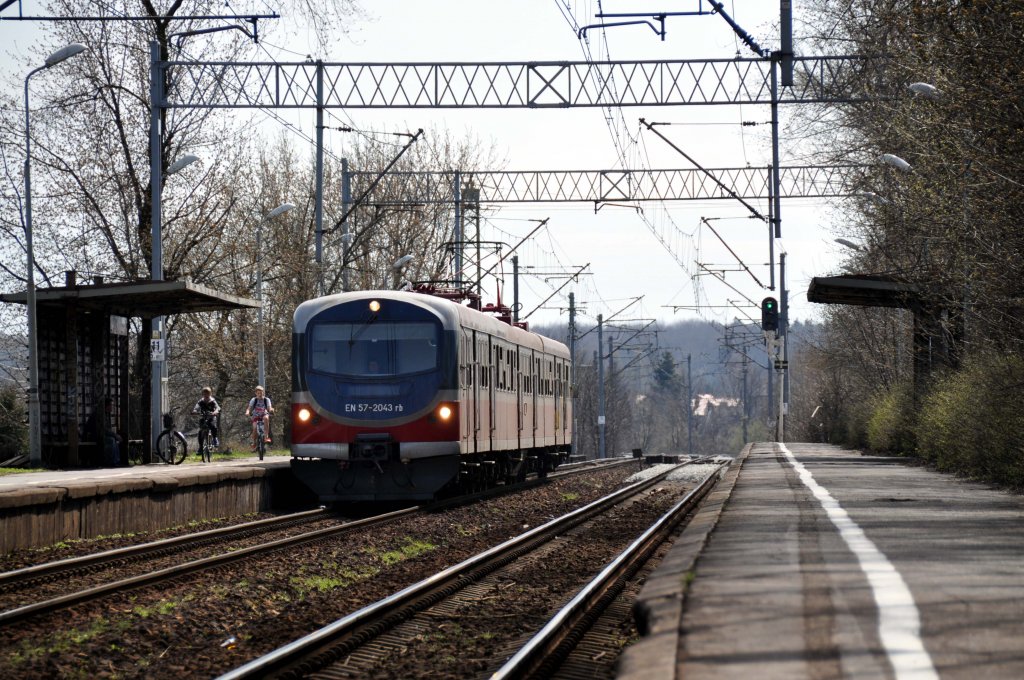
left=761, top=297, right=786, bottom=442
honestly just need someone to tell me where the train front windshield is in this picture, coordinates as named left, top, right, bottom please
left=309, top=322, right=439, bottom=377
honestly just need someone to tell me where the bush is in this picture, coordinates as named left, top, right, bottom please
left=0, top=382, right=27, bottom=461
left=916, top=353, right=1024, bottom=488
left=865, top=382, right=916, bottom=454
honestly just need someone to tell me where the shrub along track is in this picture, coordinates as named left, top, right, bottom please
left=0, top=463, right=641, bottom=679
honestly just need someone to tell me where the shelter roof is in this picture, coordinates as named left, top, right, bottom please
left=0, top=279, right=259, bottom=317
left=807, top=274, right=921, bottom=309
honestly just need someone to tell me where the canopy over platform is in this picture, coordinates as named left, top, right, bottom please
left=1, top=276, right=259, bottom=469
left=807, top=274, right=920, bottom=309
left=0, top=278, right=259, bottom=316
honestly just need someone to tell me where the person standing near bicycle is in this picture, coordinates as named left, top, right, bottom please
left=245, top=385, right=274, bottom=451
left=191, top=387, right=221, bottom=449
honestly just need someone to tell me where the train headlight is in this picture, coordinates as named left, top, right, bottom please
left=298, top=408, right=312, bottom=422
left=438, top=405, right=453, bottom=421
left=368, top=300, right=381, bottom=313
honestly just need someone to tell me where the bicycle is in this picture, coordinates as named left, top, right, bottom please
left=194, top=412, right=218, bottom=463
left=254, top=417, right=267, bottom=461
left=155, top=413, right=188, bottom=465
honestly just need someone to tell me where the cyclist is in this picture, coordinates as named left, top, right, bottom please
left=245, top=385, right=274, bottom=451
left=192, top=387, right=221, bottom=449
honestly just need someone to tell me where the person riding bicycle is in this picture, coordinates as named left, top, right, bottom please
left=191, top=387, right=221, bottom=448
left=245, top=385, right=274, bottom=451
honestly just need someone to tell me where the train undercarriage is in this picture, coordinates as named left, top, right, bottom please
left=291, top=447, right=570, bottom=504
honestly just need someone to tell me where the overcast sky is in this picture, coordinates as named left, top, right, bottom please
left=1, top=1, right=853, bottom=329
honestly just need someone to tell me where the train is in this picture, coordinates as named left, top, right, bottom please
left=289, top=290, right=572, bottom=502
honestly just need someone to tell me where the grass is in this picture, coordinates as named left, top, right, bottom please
left=377, top=538, right=438, bottom=566
left=0, top=466, right=44, bottom=476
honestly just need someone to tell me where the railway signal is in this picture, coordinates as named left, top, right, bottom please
left=761, top=297, right=779, bottom=332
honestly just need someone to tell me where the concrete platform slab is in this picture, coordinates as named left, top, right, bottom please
left=621, top=442, right=1024, bottom=680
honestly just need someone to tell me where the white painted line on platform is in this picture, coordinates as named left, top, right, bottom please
left=779, top=444, right=937, bottom=680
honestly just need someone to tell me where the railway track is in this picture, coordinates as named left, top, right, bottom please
left=216, top=459, right=721, bottom=679
left=0, top=458, right=635, bottom=628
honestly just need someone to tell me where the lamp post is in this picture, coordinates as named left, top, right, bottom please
left=23, top=42, right=86, bottom=467
left=257, top=203, right=295, bottom=388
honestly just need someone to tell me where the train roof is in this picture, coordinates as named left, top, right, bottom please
left=294, top=291, right=570, bottom=359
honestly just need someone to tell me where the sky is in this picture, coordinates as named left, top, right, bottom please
left=1, top=1, right=854, bottom=330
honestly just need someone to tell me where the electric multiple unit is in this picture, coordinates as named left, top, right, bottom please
left=290, top=291, right=572, bottom=502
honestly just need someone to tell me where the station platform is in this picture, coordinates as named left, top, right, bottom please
left=0, top=457, right=291, bottom=553
left=620, top=442, right=1024, bottom=680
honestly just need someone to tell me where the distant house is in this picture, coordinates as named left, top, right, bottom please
left=693, top=393, right=739, bottom=417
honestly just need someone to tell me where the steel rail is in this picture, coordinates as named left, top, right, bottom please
left=216, top=461, right=689, bottom=680
left=0, top=459, right=631, bottom=627
left=492, top=463, right=726, bottom=679
left=0, top=508, right=328, bottom=590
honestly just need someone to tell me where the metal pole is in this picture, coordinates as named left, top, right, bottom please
left=315, top=61, right=324, bottom=296
left=23, top=65, right=44, bottom=467
left=780, top=0, right=794, bottom=86
left=568, top=292, right=576, bottom=458
left=454, top=171, right=462, bottom=285
left=742, top=355, right=749, bottom=443
left=777, top=334, right=786, bottom=442
left=256, top=220, right=264, bottom=388
left=597, top=314, right=606, bottom=459
left=771, top=59, right=783, bottom=241
left=687, top=353, right=693, bottom=456
left=341, top=157, right=351, bottom=292
left=780, top=251, right=789, bottom=417
left=150, top=40, right=164, bottom=453
left=512, top=256, right=519, bottom=323
left=607, top=335, right=614, bottom=455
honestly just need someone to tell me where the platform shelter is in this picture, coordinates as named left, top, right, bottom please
left=1, top=274, right=258, bottom=468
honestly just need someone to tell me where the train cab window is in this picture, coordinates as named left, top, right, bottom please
left=309, top=321, right=439, bottom=377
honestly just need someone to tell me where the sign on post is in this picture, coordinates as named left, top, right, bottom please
left=150, top=338, right=165, bottom=361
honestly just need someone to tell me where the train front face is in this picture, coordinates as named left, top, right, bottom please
left=290, top=293, right=460, bottom=502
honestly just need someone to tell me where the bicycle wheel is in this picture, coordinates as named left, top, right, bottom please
left=156, top=430, right=188, bottom=465
left=257, top=422, right=266, bottom=461
left=198, top=428, right=211, bottom=463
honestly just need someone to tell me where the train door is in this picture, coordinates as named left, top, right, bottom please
left=488, top=336, right=496, bottom=451
left=554, top=359, right=561, bottom=444
left=461, top=329, right=473, bottom=454
left=516, top=349, right=523, bottom=450
left=472, top=330, right=481, bottom=454
left=532, top=354, right=539, bottom=441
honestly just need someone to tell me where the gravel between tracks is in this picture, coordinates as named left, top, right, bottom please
left=0, top=464, right=642, bottom=679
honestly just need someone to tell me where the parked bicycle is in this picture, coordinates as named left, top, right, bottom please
left=154, top=413, right=188, bottom=465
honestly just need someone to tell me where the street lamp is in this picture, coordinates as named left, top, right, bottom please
left=257, top=203, right=295, bottom=388
left=881, top=153, right=912, bottom=172
left=835, top=238, right=865, bottom=252
left=909, top=82, right=942, bottom=99
left=23, top=42, right=87, bottom=466
left=392, top=254, right=414, bottom=290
